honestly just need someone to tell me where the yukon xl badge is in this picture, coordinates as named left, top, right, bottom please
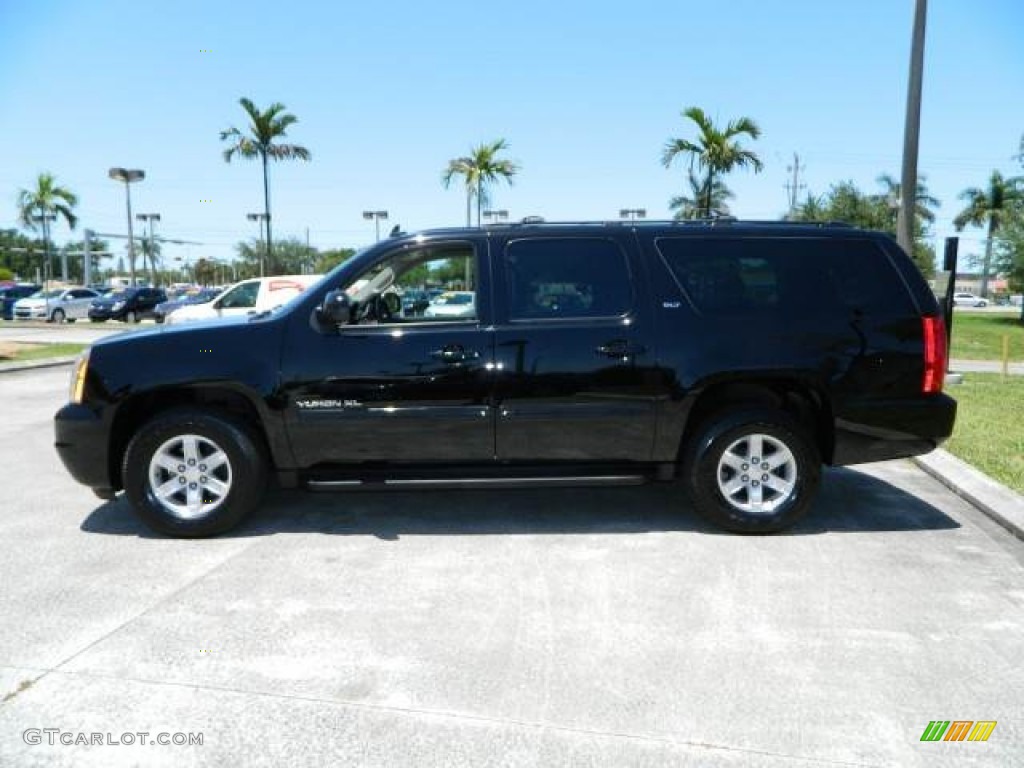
left=295, top=399, right=361, bottom=410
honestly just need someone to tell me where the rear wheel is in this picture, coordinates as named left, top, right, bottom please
left=681, top=409, right=820, bottom=533
left=122, top=408, right=268, bottom=537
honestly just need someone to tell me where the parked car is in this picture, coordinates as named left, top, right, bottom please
left=14, top=287, right=100, bottom=322
left=55, top=221, right=956, bottom=538
left=423, top=291, right=475, bottom=318
left=88, top=286, right=168, bottom=323
left=165, top=275, right=321, bottom=324
left=153, top=288, right=220, bottom=324
left=0, top=284, right=42, bottom=320
left=952, top=292, right=988, bottom=308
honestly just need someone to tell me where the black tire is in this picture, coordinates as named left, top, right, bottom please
left=681, top=408, right=820, bottom=533
left=51, top=308, right=65, bottom=323
left=125, top=310, right=138, bottom=323
left=122, top=408, right=268, bottom=537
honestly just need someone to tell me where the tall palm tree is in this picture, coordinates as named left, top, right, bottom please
left=221, top=98, right=310, bottom=274
left=17, top=172, right=78, bottom=282
left=661, top=107, right=762, bottom=218
left=874, top=173, right=939, bottom=228
left=954, top=170, right=1023, bottom=297
left=669, top=170, right=733, bottom=220
left=442, top=139, right=519, bottom=227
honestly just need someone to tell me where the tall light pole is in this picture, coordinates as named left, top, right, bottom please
left=136, top=213, right=161, bottom=286
left=31, top=212, right=56, bottom=289
left=108, top=168, right=145, bottom=285
left=362, top=210, right=389, bottom=242
left=619, top=208, right=646, bottom=222
left=247, top=212, right=269, bottom=276
left=483, top=209, right=509, bottom=223
left=898, top=0, right=927, bottom=260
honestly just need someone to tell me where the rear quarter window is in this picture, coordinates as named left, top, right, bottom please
left=654, top=237, right=916, bottom=319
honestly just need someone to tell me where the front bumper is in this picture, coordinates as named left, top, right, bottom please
left=14, top=307, right=46, bottom=320
left=88, top=308, right=122, bottom=321
left=54, top=403, right=115, bottom=493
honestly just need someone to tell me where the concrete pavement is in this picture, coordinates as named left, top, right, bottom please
left=0, top=366, right=1022, bottom=767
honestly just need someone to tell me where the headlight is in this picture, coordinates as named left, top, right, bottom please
left=111, top=301, right=125, bottom=310
left=69, top=350, right=90, bottom=404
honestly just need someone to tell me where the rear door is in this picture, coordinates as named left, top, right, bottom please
left=490, top=232, right=661, bottom=461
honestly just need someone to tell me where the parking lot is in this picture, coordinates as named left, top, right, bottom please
left=1, top=365, right=1022, bottom=767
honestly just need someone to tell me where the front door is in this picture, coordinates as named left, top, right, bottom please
left=490, top=233, right=660, bottom=461
left=281, top=240, right=495, bottom=466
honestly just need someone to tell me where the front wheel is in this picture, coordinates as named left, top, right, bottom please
left=681, top=409, right=820, bottom=533
left=51, top=308, right=66, bottom=323
left=125, top=310, right=138, bottom=323
left=122, top=408, right=268, bottom=537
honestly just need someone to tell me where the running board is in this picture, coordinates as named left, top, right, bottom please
left=306, top=475, right=646, bottom=492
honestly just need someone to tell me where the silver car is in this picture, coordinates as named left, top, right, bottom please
left=13, top=287, right=101, bottom=323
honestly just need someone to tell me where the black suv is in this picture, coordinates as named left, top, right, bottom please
left=88, top=287, right=168, bottom=323
left=55, top=221, right=955, bottom=537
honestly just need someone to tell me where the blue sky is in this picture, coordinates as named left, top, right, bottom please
left=1, top=0, right=1022, bottom=269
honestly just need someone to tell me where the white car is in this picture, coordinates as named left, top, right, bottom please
left=423, top=291, right=476, bottom=319
left=12, top=287, right=101, bottom=322
left=952, top=292, right=988, bottom=308
left=166, top=275, right=321, bottom=324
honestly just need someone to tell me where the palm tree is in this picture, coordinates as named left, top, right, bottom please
left=17, top=172, right=78, bottom=282
left=790, top=193, right=828, bottom=222
left=442, top=139, right=519, bottom=227
left=661, top=107, right=762, bottom=218
left=954, top=170, right=1023, bottom=297
left=669, top=170, right=733, bottom=220
left=221, top=98, right=310, bottom=274
left=137, top=237, right=162, bottom=286
left=874, top=173, right=939, bottom=229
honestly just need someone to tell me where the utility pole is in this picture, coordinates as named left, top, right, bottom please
left=784, top=153, right=806, bottom=215
left=898, top=0, right=927, bottom=259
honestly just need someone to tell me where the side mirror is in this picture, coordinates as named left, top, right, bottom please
left=316, top=289, right=351, bottom=327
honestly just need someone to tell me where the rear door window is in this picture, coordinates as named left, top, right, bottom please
left=504, top=237, right=633, bottom=320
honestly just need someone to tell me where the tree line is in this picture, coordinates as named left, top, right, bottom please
left=3, top=99, right=1023, bottom=299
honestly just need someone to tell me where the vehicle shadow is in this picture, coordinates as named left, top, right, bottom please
left=80, top=466, right=961, bottom=539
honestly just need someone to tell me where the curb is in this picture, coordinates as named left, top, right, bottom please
left=0, top=356, right=78, bottom=374
left=913, top=449, right=1024, bottom=541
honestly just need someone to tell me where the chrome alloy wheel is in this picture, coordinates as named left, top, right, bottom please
left=147, top=434, right=233, bottom=519
left=716, top=433, right=797, bottom=515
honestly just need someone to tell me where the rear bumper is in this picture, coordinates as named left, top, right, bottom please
left=54, top=403, right=115, bottom=493
left=831, top=393, right=957, bottom=466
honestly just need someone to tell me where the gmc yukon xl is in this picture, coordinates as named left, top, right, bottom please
left=55, top=220, right=956, bottom=537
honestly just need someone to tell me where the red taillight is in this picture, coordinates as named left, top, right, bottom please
left=922, top=315, right=946, bottom=394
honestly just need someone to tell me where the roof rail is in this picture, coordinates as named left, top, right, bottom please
left=475, top=218, right=861, bottom=230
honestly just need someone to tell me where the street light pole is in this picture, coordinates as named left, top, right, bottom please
left=898, top=0, right=927, bottom=262
left=362, top=210, right=389, bottom=242
left=619, top=208, right=646, bottom=222
left=108, top=168, right=145, bottom=285
left=247, top=212, right=269, bottom=276
left=136, top=213, right=161, bottom=286
left=483, top=209, right=509, bottom=223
